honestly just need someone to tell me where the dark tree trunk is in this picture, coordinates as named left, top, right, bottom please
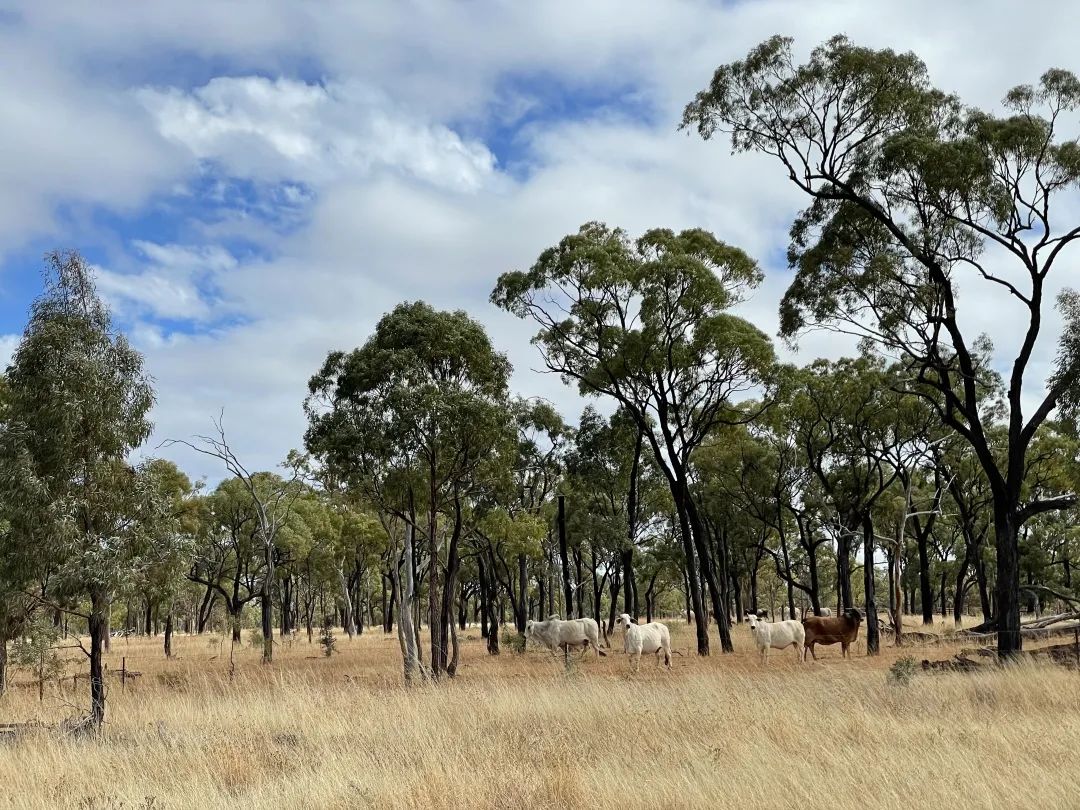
left=144, top=600, right=152, bottom=637
left=732, top=572, right=743, bottom=621
left=0, top=634, right=8, bottom=696
left=994, top=508, right=1022, bottom=658
left=685, top=493, right=731, bottom=652
left=164, top=613, right=174, bottom=659
left=281, top=575, right=293, bottom=637
left=385, top=574, right=396, bottom=634
left=573, top=546, right=584, bottom=620
left=886, top=547, right=896, bottom=615
left=862, top=515, right=879, bottom=655
left=437, top=507, right=464, bottom=676
left=260, top=578, right=274, bottom=664
left=674, top=498, right=709, bottom=655
left=975, top=555, right=992, bottom=622
left=478, top=558, right=490, bottom=639
left=802, top=520, right=822, bottom=613
left=620, top=548, right=636, bottom=619
left=940, top=569, right=948, bottom=618
left=607, top=565, right=621, bottom=636
left=557, top=495, right=573, bottom=618
left=645, top=569, right=659, bottom=624
left=917, top=526, right=934, bottom=625
left=516, top=554, right=527, bottom=633
left=837, top=526, right=854, bottom=610
left=623, top=425, right=643, bottom=618
left=486, top=553, right=500, bottom=656
left=196, top=586, right=216, bottom=634
left=89, top=591, right=108, bottom=732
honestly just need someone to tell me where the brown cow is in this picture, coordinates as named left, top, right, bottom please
left=801, top=608, right=862, bottom=660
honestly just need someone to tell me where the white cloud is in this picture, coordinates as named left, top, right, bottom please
left=0, top=0, right=1078, bottom=481
left=137, top=77, right=497, bottom=192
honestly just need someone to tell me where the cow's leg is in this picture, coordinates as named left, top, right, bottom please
left=842, top=642, right=849, bottom=658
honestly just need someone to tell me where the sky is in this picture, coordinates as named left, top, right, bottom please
left=0, top=0, right=1078, bottom=483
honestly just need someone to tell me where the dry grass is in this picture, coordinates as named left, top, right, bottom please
left=1, top=619, right=1078, bottom=809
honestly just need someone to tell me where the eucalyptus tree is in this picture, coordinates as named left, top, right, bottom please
left=0, top=251, right=163, bottom=729
left=565, top=406, right=652, bottom=628
left=306, top=301, right=513, bottom=678
left=493, top=223, right=775, bottom=654
left=168, top=423, right=301, bottom=665
left=685, top=35, right=1080, bottom=656
left=188, top=478, right=266, bottom=642
left=137, top=459, right=199, bottom=658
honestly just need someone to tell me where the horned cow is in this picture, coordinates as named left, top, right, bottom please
left=802, top=608, right=862, bottom=660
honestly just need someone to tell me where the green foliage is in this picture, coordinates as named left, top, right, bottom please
left=0, top=251, right=159, bottom=606
left=888, top=656, right=918, bottom=687
left=11, top=617, right=66, bottom=683
left=500, top=628, right=526, bottom=655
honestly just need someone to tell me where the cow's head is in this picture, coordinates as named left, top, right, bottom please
left=614, top=613, right=633, bottom=632
left=524, top=620, right=536, bottom=642
left=844, top=608, right=863, bottom=625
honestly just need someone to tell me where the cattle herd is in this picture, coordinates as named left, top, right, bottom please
left=524, top=608, right=864, bottom=671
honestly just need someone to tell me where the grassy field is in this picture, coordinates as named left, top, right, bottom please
left=1, top=617, right=1078, bottom=809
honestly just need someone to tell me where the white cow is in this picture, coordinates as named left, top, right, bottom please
left=614, top=613, right=672, bottom=671
left=745, top=612, right=805, bottom=665
left=525, top=616, right=607, bottom=659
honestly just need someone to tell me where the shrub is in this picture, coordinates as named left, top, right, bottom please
left=888, top=655, right=917, bottom=686
left=500, top=628, right=526, bottom=654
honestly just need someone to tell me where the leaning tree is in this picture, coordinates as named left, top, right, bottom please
left=684, top=36, right=1080, bottom=657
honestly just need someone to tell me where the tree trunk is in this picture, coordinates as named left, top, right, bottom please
left=164, top=613, right=174, bottom=659
left=837, top=527, right=854, bottom=610
left=280, top=575, right=293, bottom=637
left=89, top=591, right=108, bottom=732
left=685, top=493, right=731, bottom=652
left=338, top=562, right=357, bottom=639
left=917, top=527, right=934, bottom=625
left=675, top=501, right=709, bottom=655
left=863, top=515, right=879, bottom=655
left=478, top=558, right=490, bottom=639
left=806, top=542, right=821, bottom=614
left=486, top=552, right=500, bottom=655
left=437, top=507, right=464, bottom=676
left=0, top=634, right=7, bottom=697
left=573, top=546, right=584, bottom=620
left=557, top=495, right=573, bottom=618
left=994, top=508, right=1023, bottom=658
left=428, top=456, right=441, bottom=676
left=397, top=524, right=423, bottom=683
left=516, top=554, right=527, bottom=633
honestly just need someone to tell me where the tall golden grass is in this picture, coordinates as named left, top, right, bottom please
left=1, top=620, right=1078, bottom=809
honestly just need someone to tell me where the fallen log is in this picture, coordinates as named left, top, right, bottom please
left=922, top=654, right=984, bottom=673
left=959, top=622, right=1080, bottom=641
left=1021, top=612, right=1080, bottom=630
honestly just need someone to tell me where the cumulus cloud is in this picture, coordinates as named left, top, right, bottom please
left=0, top=0, right=1077, bottom=481
left=137, top=77, right=498, bottom=192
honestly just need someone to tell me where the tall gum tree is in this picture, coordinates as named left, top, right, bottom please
left=1, top=251, right=157, bottom=730
left=493, top=223, right=775, bottom=654
left=305, top=301, right=512, bottom=679
left=684, top=36, right=1080, bottom=657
